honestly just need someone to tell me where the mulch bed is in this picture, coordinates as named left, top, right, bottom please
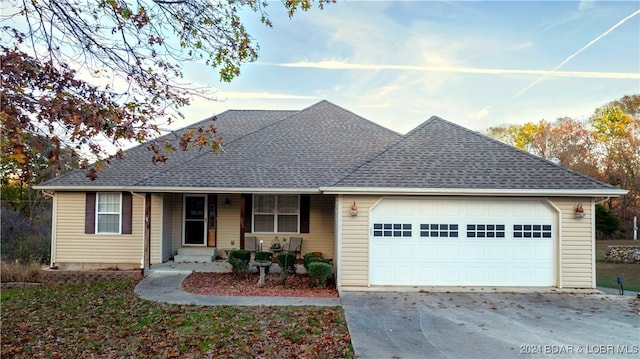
left=182, top=272, right=339, bottom=298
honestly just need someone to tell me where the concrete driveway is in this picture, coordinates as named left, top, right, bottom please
left=341, top=290, right=639, bottom=359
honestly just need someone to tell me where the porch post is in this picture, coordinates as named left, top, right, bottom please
left=143, top=193, right=151, bottom=268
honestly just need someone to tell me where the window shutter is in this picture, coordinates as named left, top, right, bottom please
left=242, top=194, right=252, bottom=233
left=85, top=192, right=96, bottom=234
left=300, top=195, right=310, bottom=233
left=122, top=192, right=133, bottom=234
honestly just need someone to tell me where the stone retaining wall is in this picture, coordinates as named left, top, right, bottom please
left=42, top=269, right=143, bottom=286
left=604, top=246, right=640, bottom=263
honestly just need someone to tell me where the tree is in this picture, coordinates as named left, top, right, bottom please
left=595, top=204, right=621, bottom=239
left=483, top=94, right=639, bottom=239
left=1, top=0, right=333, bottom=180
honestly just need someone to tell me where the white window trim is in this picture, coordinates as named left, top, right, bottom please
left=96, top=192, right=122, bottom=234
left=252, top=194, right=300, bottom=233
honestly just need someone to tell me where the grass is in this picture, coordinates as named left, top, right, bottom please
left=1, top=280, right=353, bottom=358
left=0, top=261, right=42, bottom=283
left=595, top=240, right=640, bottom=292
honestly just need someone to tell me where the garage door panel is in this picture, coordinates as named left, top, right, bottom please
left=371, top=199, right=554, bottom=287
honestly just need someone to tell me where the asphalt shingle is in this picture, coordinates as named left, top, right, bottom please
left=39, top=103, right=620, bottom=193
left=333, top=116, right=620, bottom=190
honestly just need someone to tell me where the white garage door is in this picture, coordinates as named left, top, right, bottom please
left=370, top=198, right=555, bottom=286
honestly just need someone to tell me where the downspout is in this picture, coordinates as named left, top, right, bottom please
left=130, top=192, right=148, bottom=271
left=595, top=196, right=610, bottom=205
left=41, top=191, right=57, bottom=268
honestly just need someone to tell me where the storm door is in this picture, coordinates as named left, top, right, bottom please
left=183, top=195, right=207, bottom=245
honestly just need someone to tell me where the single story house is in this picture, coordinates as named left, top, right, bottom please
left=36, top=100, right=627, bottom=289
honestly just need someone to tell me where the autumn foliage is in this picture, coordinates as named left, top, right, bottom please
left=484, top=95, right=640, bottom=238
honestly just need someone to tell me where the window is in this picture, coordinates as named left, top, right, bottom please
left=420, top=224, right=459, bottom=238
left=96, top=192, right=122, bottom=234
left=373, top=223, right=412, bottom=237
left=253, top=194, right=299, bottom=233
left=466, top=224, right=505, bottom=238
left=514, top=224, right=552, bottom=239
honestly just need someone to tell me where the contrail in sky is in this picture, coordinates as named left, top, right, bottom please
left=514, top=8, right=640, bottom=98
left=276, top=61, right=639, bottom=79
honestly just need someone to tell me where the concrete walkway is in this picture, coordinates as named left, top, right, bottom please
left=134, top=264, right=341, bottom=307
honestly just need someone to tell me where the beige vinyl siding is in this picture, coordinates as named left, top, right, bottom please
left=54, top=192, right=143, bottom=267
left=149, top=193, right=163, bottom=264
left=170, top=194, right=183, bottom=254
left=549, top=197, right=595, bottom=288
left=300, top=195, right=335, bottom=259
left=216, top=194, right=241, bottom=249
left=339, top=195, right=381, bottom=287
left=162, top=193, right=181, bottom=261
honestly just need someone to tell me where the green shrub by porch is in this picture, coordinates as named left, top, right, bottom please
left=228, top=250, right=250, bottom=276
left=308, top=262, right=333, bottom=288
left=277, top=253, right=296, bottom=275
left=303, top=252, right=330, bottom=271
left=255, top=251, right=273, bottom=274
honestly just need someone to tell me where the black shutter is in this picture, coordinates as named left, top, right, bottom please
left=300, top=195, right=310, bottom=233
left=122, top=192, right=133, bottom=234
left=242, top=194, right=252, bottom=233
left=85, top=192, right=96, bottom=234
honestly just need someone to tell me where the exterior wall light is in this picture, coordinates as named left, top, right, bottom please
left=575, top=203, right=585, bottom=218
left=350, top=201, right=358, bottom=216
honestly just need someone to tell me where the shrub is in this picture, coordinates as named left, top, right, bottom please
left=228, top=250, right=250, bottom=277
left=308, top=262, right=333, bottom=288
left=277, top=253, right=296, bottom=275
left=303, top=252, right=330, bottom=271
left=2, top=235, right=50, bottom=264
left=254, top=251, right=273, bottom=274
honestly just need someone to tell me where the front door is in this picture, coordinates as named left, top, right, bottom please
left=184, top=195, right=207, bottom=245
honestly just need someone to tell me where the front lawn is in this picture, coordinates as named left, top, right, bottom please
left=596, top=240, right=640, bottom=292
left=1, top=280, right=353, bottom=358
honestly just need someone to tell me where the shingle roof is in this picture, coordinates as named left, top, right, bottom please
left=40, top=101, right=401, bottom=189
left=38, top=102, right=624, bottom=195
left=332, top=116, right=621, bottom=191
left=41, top=109, right=298, bottom=187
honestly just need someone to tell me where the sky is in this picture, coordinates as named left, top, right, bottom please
left=178, top=0, right=640, bottom=134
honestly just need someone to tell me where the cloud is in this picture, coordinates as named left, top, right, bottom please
left=468, top=106, right=491, bottom=121
left=271, top=60, right=639, bottom=79
left=579, top=0, right=596, bottom=12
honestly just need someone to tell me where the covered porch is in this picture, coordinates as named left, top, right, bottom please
left=147, top=192, right=337, bottom=267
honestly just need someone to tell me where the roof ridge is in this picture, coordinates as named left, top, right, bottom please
left=423, top=116, right=619, bottom=190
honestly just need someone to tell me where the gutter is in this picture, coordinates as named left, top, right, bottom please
left=130, top=192, right=147, bottom=270
left=319, top=187, right=628, bottom=197
left=41, top=191, right=57, bottom=268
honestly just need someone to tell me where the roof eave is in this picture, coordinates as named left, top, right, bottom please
left=33, top=185, right=322, bottom=194
left=319, top=187, right=629, bottom=197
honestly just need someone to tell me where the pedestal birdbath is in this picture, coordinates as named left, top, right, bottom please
left=255, top=260, right=271, bottom=286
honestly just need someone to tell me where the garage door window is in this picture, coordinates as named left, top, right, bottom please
left=514, top=224, right=552, bottom=239
left=466, top=224, right=505, bottom=238
left=420, top=224, right=458, bottom=237
left=373, top=223, right=412, bottom=237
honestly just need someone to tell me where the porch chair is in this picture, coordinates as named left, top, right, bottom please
left=286, top=237, right=303, bottom=260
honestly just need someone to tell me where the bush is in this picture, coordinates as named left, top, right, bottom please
left=303, top=252, right=330, bottom=271
left=276, top=253, right=296, bottom=275
left=308, top=262, right=333, bottom=288
left=228, top=250, right=250, bottom=277
left=254, top=251, right=273, bottom=274
left=2, top=235, right=50, bottom=264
